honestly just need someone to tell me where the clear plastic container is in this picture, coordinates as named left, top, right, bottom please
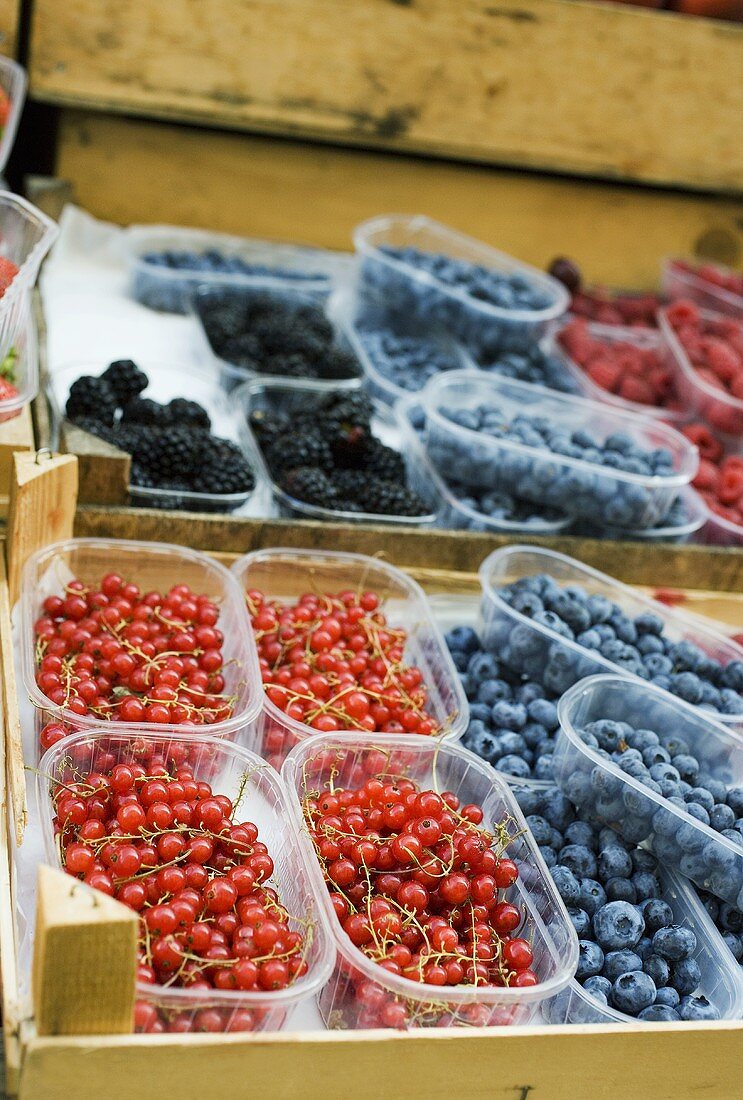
left=478, top=545, right=743, bottom=730
left=127, top=223, right=353, bottom=314
left=20, top=538, right=263, bottom=743
left=549, top=318, right=686, bottom=424
left=37, top=729, right=335, bottom=1033
left=353, top=215, right=569, bottom=357
left=0, top=57, right=27, bottom=176
left=192, top=281, right=363, bottom=391
left=396, top=396, right=573, bottom=536
left=663, top=258, right=743, bottom=322
left=231, top=548, right=469, bottom=768
left=328, top=285, right=470, bottom=406
left=703, top=506, right=743, bottom=548
left=422, top=371, right=698, bottom=529
left=545, top=861, right=743, bottom=1024
left=575, top=487, right=708, bottom=545
left=553, top=674, right=743, bottom=905
left=281, top=731, right=579, bottom=1029
left=0, top=302, right=37, bottom=424
left=235, top=378, right=440, bottom=527
left=46, top=359, right=262, bottom=514
left=659, top=305, right=743, bottom=439
left=0, top=192, right=58, bottom=364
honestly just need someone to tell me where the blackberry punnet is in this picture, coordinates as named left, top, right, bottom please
left=101, top=359, right=148, bottom=405
left=361, top=479, right=428, bottom=517
left=264, top=432, right=333, bottom=475
left=197, top=289, right=360, bottom=382
left=65, top=362, right=255, bottom=509
left=360, top=437, right=405, bottom=481
left=282, top=466, right=340, bottom=509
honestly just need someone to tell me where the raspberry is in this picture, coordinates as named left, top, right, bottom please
left=666, top=299, right=700, bottom=327
left=682, top=423, right=724, bottom=463
left=587, top=357, right=623, bottom=393
left=614, top=347, right=645, bottom=377
left=705, top=338, right=742, bottom=383
left=717, top=466, right=743, bottom=505
left=693, top=458, right=720, bottom=493
left=618, top=376, right=654, bottom=404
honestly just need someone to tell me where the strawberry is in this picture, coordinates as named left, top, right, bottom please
left=0, top=256, right=18, bottom=298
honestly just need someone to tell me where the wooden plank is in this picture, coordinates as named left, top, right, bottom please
left=16, top=1020, right=743, bottom=1100
left=0, top=1, right=22, bottom=57
left=0, top=545, right=25, bottom=844
left=0, top=407, right=36, bottom=495
left=72, top=504, right=743, bottom=596
left=33, top=867, right=137, bottom=1036
left=54, top=111, right=743, bottom=288
left=28, top=0, right=743, bottom=193
left=6, top=452, right=78, bottom=605
left=59, top=423, right=130, bottom=506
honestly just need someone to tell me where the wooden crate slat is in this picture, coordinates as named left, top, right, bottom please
left=0, top=1, right=22, bottom=57
left=54, top=110, right=743, bottom=289
left=29, top=0, right=743, bottom=193
left=16, top=1020, right=743, bottom=1100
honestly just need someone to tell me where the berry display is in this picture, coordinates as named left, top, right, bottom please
left=445, top=623, right=561, bottom=782
left=133, top=246, right=331, bottom=313
left=514, top=786, right=719, bottom=1022
left=35, top=571, right=234, bottom=744
left=196, top=289, right=360, bottom=382
left=51, top=738, right=310, bottom=1033
left=493, top=571, right=743, bottom=718
left=547, top=256, right=661, bottom=328
left=304, top=771, right=540, bottom=1027
left=248, top=587, right=439, bottom=766
left=64, top=362, right=255, bottom=509
left=432, top=399, right=679, bottom=528
left=356, top=326, right=463, bottom=395
left=663, top=299, right=743, bottom=435
left=473, top=345, right=579, bottom=394
left=565, top=715, right=743, bottom=906
left=667, top=258, right=743, bottom=313
left=683, top=422, right=743, bottom=531
left=696, top=890, right=743, bottom=966
left=556, top=318, right=678, bottom=410
left=249, top=390, right=428, bottom=518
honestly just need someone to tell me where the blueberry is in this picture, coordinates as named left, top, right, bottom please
left=445, top=626, right=480, bottom=654
left=497, top=754, right=531, bottom=779
left=635, top=935, right=653, bottom=962
left=583, top=974, right=612, bottom=1000
left=539, top=845, right=557, bottom=869
left=652, top=925, right=697, bottom=962
left=552, top=865, right=581, bottom=906
left=638, top=1004, right=680, bottom=1021
left=597, top=846, right=633, bottom=882
left=567, top=907, right=592, bottom=937
left=578, top=879, right=608, bottom=917
left=678, top=995, right=720, bottom=1021
left=727, top=788, right=743, bottom=818
left=477, top=679, right=511, bottom=706
left=672, top=957, right=702, bottom=996
left=558, top=844, right=598, bottom=879
left=643, top=954, right=670, bottom=987
left=632, top=872, right=661, bottom=901
left=527, top=698, right=559, bottom=731
left=539, top=789, right=575, bottom=832
left=710, top=804, right=736, bottom=832
left=593, top=902, right=645, bottom=951
left=611, top=971, right=656, bottom=1015
left=490, top=700, right=528, bottom=731
left=563, top=821, right=597, bottom=850
left=576, top=939, right=605, bottom=981
left=632, top=850, right=658, bottom=874
left=718, top=903, right=743, bottom=933
left=641, top=899, right=673, bottom=933
left=605, top=877, right=637, bottom=904
left=526, top=814, right=554, bottom=847
left=654, top=985, right=680, bottom=1008
left=467, top=652, right=500, bottom=683
left=603, top=949, right=644, bottom=983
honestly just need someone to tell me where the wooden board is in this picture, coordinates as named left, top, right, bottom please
left=0, top=1, right=21, bottom=57
left=28, top=0, right=743, bottom=193
left=15, top=1021, right=743, bottom=1100
left=54, top=110, right=743, bottom=287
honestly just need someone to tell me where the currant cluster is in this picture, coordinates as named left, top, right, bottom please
left=304, top=771, right=538, bottom=1028
left=35, top=572, right=234, bottom=749
left=52, top=740, right=309, bottom=1033
left=248, top=587, right=437, bottom=766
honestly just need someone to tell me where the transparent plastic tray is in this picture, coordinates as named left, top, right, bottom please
left=575, top=487, right=708, bottom=545
left=231, top=548, right=468, bottom=767
left=328, top=285, right=470, bottom=406
left=478, top=545, right=743, bottom=729
left=20, top=538, right=262, bottom=742
left=0, top=192, right=58, bottom=364
left=46, top=359, right=262, bottom=514
left=127, top=223, right=354, bottom=314
left=0, top=303, right=37, bottom=424
left=281, top=731, right=578, bottom=1028
left=234, top=378, right=440, bottom=527
left=37, top=729, right=335, bottom=1033
left=704, top=506, right=743, bottom=548
left=192, top=281, right=363, bottom=391
left=659, top=305, right=743, bottom=439
left=396, top=396, right=573, bottom=536
left=545, top=860, right=743, bottom=1024
left=353, top=215, right=569, bottom=356
left=422, top=371, right=697, bottom=529
left=554, top=674, right=743, bottom=905
left=0, top=57, right=27, bottom=176
left=663, top=259, right=743, bottom=322
left=549, top=318, right=685, bottom=424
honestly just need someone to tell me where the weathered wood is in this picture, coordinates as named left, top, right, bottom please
left=72, top=504, right=743, bottom=597
left=0, top=406, right=36, bottom=495
left=16, top=1020, right=743, bottom=1100
left=0, top=547, right=25, bottom=843
left=28, top=0, right=743, bottom=193
left=6, top=452, right=78, bottom=605
left=32, top=867, right=138, bottom=1036
left=55, top=111, right=743, bottom=288
left=59, top=423, right=130, bottom=506
left=0, top=1, right=22, bottom=56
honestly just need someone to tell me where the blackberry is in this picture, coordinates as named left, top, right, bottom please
left=193, top=438, right=255, bottom=495
left=294, top=305, right=334, bottom=343
left=248, top=407, right=290, bottom=449
left=281, top=466, right=340, bottom=509
left=265, top=431, right=333, bottom=476
left=167, top=397, right=211, bottom=430
left=324, top=391, right=374, bottom=432
left=101, top=359, right=148, bottom=404
left=121, top=396, right=169, bottom=426
left=361, top=479, right=429, bottom=517
left=135, top=426, right=207, bottom=480
left=131, top=462, right=156, bottom=488
left=66, top=376, right=118, bottom=427
left=321, top=346, right=361, bottom=381
left=66, top=416, right=117, bottom=445
left=328, top=468, right=368, bottom=509
left=360, top=437, right=405, bottom=481
left=263, top=352, right=316, bottom=379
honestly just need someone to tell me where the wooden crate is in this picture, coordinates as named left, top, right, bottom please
left=53, top=109, right=743, bottom=288
left=27, top=0, right=743, bottom=194
left=0, top=1, right=21, bottom=57
left=2, top=456, right=743, bottom=1100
